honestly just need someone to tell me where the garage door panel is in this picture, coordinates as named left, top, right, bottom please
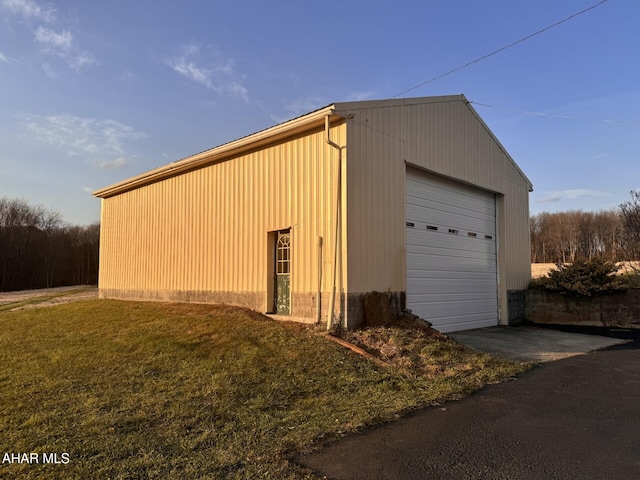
left=407, top=249, right=496, bottom=268
left=408, top=254, right=497, bottom=269
left=408, top=291, right=496, bottom=303
left=406, top=194, right=494, bottom=221
left=406, top=168, right=498, bottom=332
left=434, top=317, right=498, bottom=334
left=406, top=245, right=496, bottom=262
left=406, top=191, right=494, bottom=216
left=407, top=278, right=497, bottom=294
left=409, top=300, right=498, bottom=318
left=407, top=278, right=498, bottom=291
left=407, top=255, right=497, bottom=271
left=407, top=174, right=495, bottom=205
left=407, top=180, right=494, bottom=217
left=407, top=199, right=492, bottom=221
left=406, top=230, right=496, bottom=253
left=407, top=218, right=494, bottom=238
left=406, top=219, right=495, bottom=240
left=408, top=261, right=497, bottom=276
left=407, top=244, right=496, bottom=270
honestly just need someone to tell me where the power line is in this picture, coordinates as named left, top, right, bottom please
left=376, top=0, right=610, bottom=104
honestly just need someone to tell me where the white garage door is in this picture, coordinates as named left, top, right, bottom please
left=406, top=168, right=498, bottom=333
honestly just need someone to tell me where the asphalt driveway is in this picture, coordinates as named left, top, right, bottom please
left=295, top=328, right=640, bottom=479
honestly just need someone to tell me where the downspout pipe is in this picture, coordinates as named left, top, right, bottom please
left=325, top=113, right=343, bottom=330
left=315, top=236, right=323, bottom=324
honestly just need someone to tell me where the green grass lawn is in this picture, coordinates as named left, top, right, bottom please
left=0, top=300, right=529, bottom=479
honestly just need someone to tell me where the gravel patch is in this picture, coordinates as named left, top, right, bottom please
left=0, top=286, right=98, bottom=310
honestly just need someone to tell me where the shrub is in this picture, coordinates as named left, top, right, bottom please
left=530, top=258, right=628, bottom=297
left=625, top=272, right=640, bottom=288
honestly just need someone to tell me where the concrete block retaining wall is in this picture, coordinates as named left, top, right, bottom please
left=525, top=288, right=640, bottom=329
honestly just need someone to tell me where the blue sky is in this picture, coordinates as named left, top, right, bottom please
left=1, top=0, right=638, bottom=225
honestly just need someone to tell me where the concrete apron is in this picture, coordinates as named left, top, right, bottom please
left=449, top=326, right=627, bottom=363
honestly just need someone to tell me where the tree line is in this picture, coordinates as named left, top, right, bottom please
left=0, top=197, right=100, bottom=292
left=530, top=191, right=640, bottom=264
left=3, top=189, right=639, bottom=291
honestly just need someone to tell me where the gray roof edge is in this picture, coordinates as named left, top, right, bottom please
left=94, top=104, right=338, bottom=198
left=333, top=94, right=466, bottom=113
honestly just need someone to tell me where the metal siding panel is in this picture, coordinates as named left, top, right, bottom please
left=345, top=107, right=405, bottom=294
left=98, top=124, right=345, bottom=318
left=504, top=178, right=532, bottom=289
left=340, top=97, right=530, bottom=295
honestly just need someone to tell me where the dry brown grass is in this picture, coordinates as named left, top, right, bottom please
left=336, top=320, right=529, bottom=386
left=532, top=262, right=640, bottom=279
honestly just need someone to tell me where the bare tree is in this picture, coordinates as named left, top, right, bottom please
left=0, top=197, right=100, bottom=291
left=620, top=190, right=640, bottom=266
left=592, top=210, right=622, bottom=261
left=530, top=209, right=623, bottom=264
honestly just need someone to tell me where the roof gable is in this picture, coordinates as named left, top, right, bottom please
left=94, top=95, right=532, bottom=198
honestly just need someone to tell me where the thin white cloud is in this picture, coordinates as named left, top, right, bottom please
left=35, top=26, right=71, bottom=49
left=167, top=44, right=248, bottom=101
left=18, top=113, right=147, bottom=159
left=3, top=0, right=94, bottom=74
left=538, top=189, right=609, bottom=203
left=584, top=152, right=610, bottom=162
left=34, top=26, right=96, bottom=71
left=0, top=49, right=20, bottom=65
left=271, top=96, right=326, bottom=124
left=346, top=91, right=375, bottom=102
left=67, top=50, right=95, bottom=70
left=2, top=0, right=56, bottom=22
left=41, top=62, right=57, bottom=78
left=96, top=157, right=129, bottom=169
left=80, top=186, right=93, bottom=193
left=119, top=70, right=133, bottom=82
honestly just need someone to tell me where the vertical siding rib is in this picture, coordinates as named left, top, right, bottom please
left=99, top=124, right=345, bottom=313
